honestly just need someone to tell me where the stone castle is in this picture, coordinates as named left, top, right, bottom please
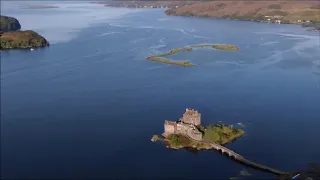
left=162, top=108, right=203, bottom=141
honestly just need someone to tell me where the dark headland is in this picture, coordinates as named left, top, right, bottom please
left=0, top=16, right=49, bottom=50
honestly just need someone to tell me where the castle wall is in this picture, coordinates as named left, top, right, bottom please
left=182, top=114, right=192, bottom=124
left=164, top=120, right=176, bottom=134
left=176, top=123, right=188, bottom=134
left=163, top=109, right=202, bottom=140
left=182, top=114, right=201, bottom=126
left=194, top=114, right=201, bottom=126
left=186, top=125, right=202, bottom=141
left=176, top=123, right=203, bottom=141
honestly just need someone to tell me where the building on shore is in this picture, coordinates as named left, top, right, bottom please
left=163, top=108, right=203, bottom=141
left=275, top=20, right=281, bottom=24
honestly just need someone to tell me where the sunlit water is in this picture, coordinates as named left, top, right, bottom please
left=1, top=1, right=320, bottom=179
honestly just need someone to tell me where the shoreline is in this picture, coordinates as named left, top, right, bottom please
left=152, top=132, right=244, bottom=151
left=166, top=12, right=320, bottom=31
left=93, top=1, right=320, bottom=31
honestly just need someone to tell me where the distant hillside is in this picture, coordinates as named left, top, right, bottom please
left=97, top=0, right=320, bottom=24
left=165, top=1, right=320, bottom=23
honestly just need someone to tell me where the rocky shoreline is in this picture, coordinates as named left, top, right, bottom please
left=302, top=23, right=320, bottom=32
left=0, top=16, right=49, bottom=50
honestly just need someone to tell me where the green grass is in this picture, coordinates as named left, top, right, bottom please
left=202, top=124, right=244, bottom=144
left=159, top=124, right=244, bottom=150
left=166, top=134, right=191, bottom=148
left=196, top=124, right=206, bottom=133
left=165, top=134, right=210, bottom=149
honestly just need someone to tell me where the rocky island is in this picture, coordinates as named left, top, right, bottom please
left=151, top=108, right=244, bottom=150
left=152, top=109, right=302, bottom=179
left=146, top=44, right=239, bottom=67
left=0, top=15, right=49, bottom=50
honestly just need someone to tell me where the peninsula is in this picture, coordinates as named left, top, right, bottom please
left=146, top=44, right=239, bottom=67
left=0, top=15, right=49, bottom=50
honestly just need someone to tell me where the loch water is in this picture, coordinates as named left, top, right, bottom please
left=1, top=1, right=320, bottom=179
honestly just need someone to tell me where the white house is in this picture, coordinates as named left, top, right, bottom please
left=275, top=20, right=281, bottom=24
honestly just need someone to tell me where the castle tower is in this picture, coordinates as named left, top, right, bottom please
left=181, top=108, right=201, bottom=126
left=163, top=120, right=177, bottom=137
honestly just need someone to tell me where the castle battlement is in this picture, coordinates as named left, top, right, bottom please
left=185, top=108, right=199, bottom=116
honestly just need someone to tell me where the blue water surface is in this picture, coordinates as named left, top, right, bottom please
left=1, top=1, right=320, bottom=179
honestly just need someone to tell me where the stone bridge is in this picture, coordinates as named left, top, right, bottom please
left=206, top=141, right=243, bottom=159
left=181, top=133, right=293, bottom=177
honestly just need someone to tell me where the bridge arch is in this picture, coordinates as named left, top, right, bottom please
left=217, top=148, right=224, bottom=154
